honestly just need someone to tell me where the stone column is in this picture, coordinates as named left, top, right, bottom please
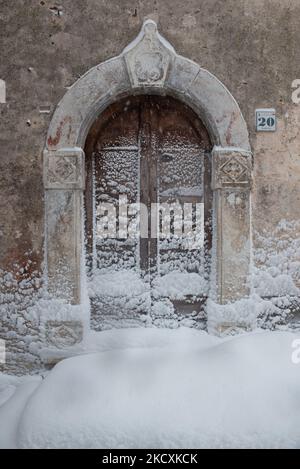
left=212, top=147, right=252, bottom=304
left=43, top=147, right=85, bottom=305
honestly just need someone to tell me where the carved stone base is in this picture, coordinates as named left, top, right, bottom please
left=216, top=322, right=252, bottom=336
left=45, top=320, right=84, bottom=349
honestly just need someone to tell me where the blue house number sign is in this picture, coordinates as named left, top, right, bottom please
left=256, top=109, right=276, bottom=132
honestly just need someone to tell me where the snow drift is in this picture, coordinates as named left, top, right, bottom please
left=6, top=328, right=299, bottom=449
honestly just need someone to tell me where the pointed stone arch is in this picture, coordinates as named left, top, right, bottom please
left=43, top=20, right=252, bottom=338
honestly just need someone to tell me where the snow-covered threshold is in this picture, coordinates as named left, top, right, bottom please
left=1, top=328, right=300, bottom=449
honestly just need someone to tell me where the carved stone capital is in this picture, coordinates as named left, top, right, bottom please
left=123, top=20, right=173, bottom=88
left=45, top=321, right=83, bottom=348
left=212, top=147, right=252, bottom=190
left=44, top=148, right=85, bottom=190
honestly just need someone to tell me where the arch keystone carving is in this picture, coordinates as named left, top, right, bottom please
left=123, top=19, right=174, bottom=88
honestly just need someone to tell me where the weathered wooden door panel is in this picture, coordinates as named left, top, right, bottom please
left=85, top=95, right=212, bottom=330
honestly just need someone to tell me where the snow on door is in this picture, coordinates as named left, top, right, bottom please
left=85, top=96, right=212, bottom=330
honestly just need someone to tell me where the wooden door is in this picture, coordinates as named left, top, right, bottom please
left=85, top=95, right=212, bottom=330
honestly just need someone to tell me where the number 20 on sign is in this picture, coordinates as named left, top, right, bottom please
left=256, top=108, right=276, bottom=132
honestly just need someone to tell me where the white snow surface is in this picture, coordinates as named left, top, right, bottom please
left=88, top=270, right=208, bottom=300
left=0, top=374, right=41, bottom=449
left=88, top=271, right=148, bottom=298
left=1, top=328, right=300, bottom=449
left=153, top=272, right=208, bottom=299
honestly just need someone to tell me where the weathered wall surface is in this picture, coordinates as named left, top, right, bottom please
left=1, top=0, right=300, bottom=372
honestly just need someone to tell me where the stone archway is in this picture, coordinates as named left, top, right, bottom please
left=43, top=20, right=252, bottom=341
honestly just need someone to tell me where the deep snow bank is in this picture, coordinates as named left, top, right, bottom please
left=13, top=328, right=300, bottom=449
left=0, top=374, right=41, bottom=448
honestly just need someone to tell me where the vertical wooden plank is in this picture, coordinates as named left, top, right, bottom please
left=84, top=143, right=95, bottom=273
left=139, top=99, right=151, bottom=276
left=204, top=150, right=213, bottom=254
left=148, top=98, right=159, bottom=280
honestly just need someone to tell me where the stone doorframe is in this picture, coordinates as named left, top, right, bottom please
left=44, top=20, right=252, bottom=320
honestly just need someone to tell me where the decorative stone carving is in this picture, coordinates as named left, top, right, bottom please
left=45, top=321, right=83, bottom=348
left=135, top=52, right=164, bottom=83
left=123, top=20, right=173, bottom=88
left=216, top=322, right=252, bottom=335
left=44, top=148, right=85, bottom=190
left=212, top=147, right=252, bottom=190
